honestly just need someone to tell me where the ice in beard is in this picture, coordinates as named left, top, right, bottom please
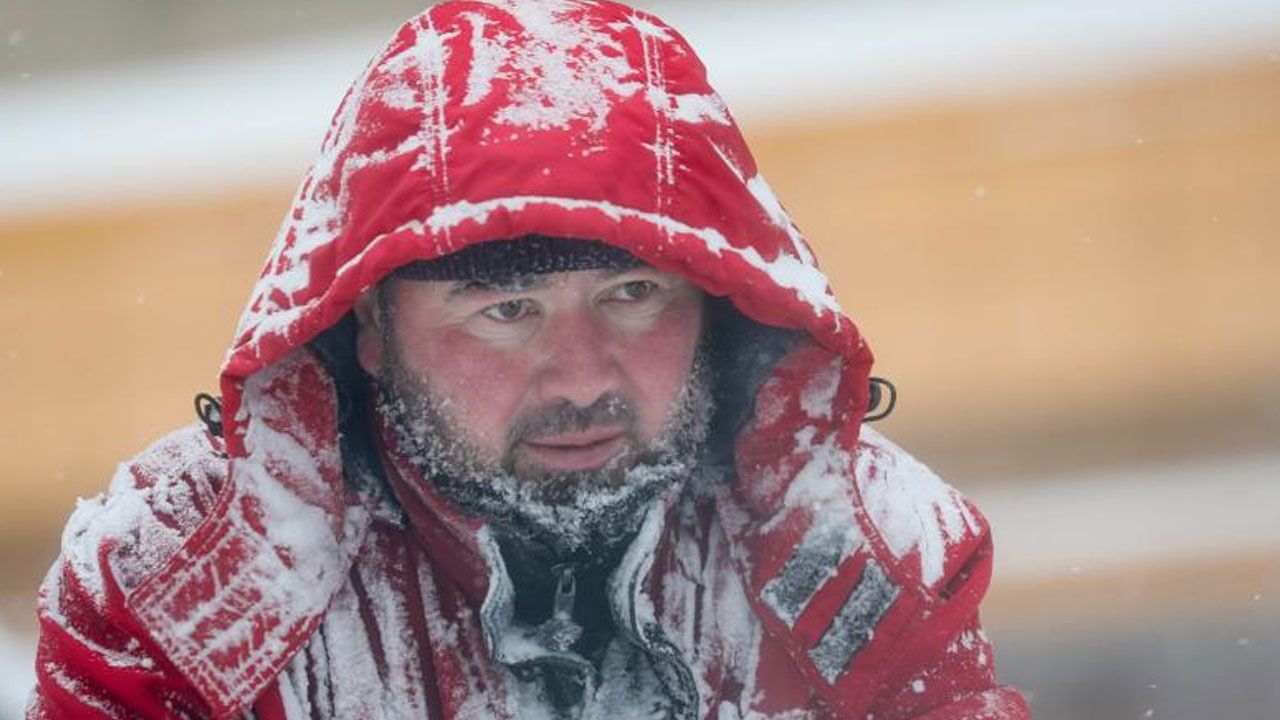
left=376, top=346, right=714, bottom=564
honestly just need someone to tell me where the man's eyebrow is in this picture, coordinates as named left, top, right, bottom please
left=445, top=274, right=548, bottom=297
left=600, top=263, right=651, bottom=279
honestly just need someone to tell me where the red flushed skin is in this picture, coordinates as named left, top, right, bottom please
left=358, top=267, right=708, bottom=479
left=27, top=2, right=1028, bottom=718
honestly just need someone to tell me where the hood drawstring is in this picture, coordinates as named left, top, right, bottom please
left=535, top=564, right=584, bottom=653
left=194, top=393, right=223, bottom=438
left=865, top=377, right=897, bottom=422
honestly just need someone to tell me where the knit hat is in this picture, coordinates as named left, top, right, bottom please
left=394, top=235, right=644, bottom=283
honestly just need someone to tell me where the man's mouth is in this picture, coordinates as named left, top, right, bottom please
left=517, top=428, right=628, bottom=472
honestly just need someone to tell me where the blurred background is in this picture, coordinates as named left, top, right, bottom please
left=1, top=0, right=1278, bottom=716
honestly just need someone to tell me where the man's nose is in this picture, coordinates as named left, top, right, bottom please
left=533, top=308, right=623, bottom=409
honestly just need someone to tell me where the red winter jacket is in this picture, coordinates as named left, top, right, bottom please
left=28, top=2, right=1029, bottom=718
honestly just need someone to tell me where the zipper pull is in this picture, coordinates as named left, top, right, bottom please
left=537, top=563, right=583, bottom=653
left=552, top=563, right=577, bottom=620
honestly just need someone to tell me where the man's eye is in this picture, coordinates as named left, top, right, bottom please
left=480, top=299, right=536, bottom=322
left=610, top=280, right=658, bottom=302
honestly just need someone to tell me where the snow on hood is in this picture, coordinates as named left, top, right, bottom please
left=218, top=0, right=873, bottom=459
left=122, top=3, right=891, bottom=715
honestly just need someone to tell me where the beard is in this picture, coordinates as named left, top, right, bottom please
left=374, top=341, right=714, bottom=566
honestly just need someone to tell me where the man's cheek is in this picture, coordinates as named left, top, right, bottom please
left=451, top=368, right=527, bottom=456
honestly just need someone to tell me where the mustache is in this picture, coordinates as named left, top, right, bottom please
left=507, top=394, right=637, bottom=444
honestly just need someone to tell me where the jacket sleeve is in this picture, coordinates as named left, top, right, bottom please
left=869, top=620, right=1029, bottom=720
left=849, top=430, right=1029, bottom=720
left=725, top=478, right=1029, bottom=720
left=722, top=340, right=1029, bottom=720
left=27, top=426, right=224, bottom=720
left=859, top=529, right=1030, bottom=720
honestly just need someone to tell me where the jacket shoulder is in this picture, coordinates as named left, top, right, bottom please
left=58, top=423, right=227, bottom=605
left=713, top=420, right=1015, bottom=718
left=29, top=424, right=227, bottom=719
left=853, top=426, right=988, bottom=593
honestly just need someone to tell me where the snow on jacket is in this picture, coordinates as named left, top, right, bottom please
left=27, top=2, right=1029, bottom=718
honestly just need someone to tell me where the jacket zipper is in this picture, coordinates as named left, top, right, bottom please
left=537, top=563, right=584, bottom=653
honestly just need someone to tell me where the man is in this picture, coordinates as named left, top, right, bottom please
left=28, top=1, right=1029, bottom=718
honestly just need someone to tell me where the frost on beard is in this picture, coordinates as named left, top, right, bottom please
left=377, top=344, right=715, bottom=565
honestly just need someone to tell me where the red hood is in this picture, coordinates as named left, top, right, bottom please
left=219, top=0, right=872, bottom=458
left=125, top=4, right=888, bottom=717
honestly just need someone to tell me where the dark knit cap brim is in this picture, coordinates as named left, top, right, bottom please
left=394, top=235, right=644, bottom=283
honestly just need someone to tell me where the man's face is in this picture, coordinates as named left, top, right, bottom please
left=354, top=262, right=710, bottom=559
left=357, top=264, right=705, bottom=477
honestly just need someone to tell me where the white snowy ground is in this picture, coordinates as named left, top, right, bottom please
left=969, top=449, right=1280, bottom=585
left=0, top=621, right=34, bottom=720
